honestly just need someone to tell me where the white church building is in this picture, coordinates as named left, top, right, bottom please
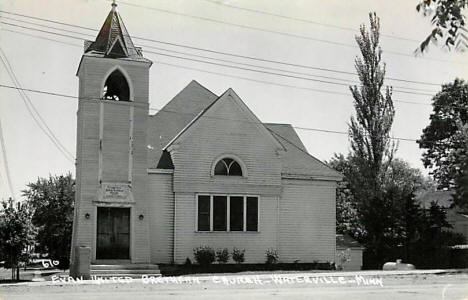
left=70, top=2, right=341, bottom=274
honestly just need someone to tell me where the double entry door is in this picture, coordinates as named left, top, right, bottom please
left=96, top=207, right=130, bottom=260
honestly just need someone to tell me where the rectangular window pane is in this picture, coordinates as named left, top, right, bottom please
left=197, top=195, right=210, bottom=231
left=247, top=197, right=258, bottom=231
left=213, top=196, right=227, bottom=231
left=230, top=196, right=244, bottom=231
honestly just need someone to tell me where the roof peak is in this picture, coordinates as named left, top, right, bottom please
left=84, top=2, right=144, bottom=60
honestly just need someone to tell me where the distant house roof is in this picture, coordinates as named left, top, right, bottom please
left=415, top=190, right=454, bottom=209
left=147, top=80, right=342, bottom=180
left=336, top=233, right=364, bottom=249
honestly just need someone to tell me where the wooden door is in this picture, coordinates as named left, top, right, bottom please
left=96, top=207, right=130, bottom=259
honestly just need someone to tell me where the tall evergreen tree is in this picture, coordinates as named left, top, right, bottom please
left=348, top=13, right=396, bottom=267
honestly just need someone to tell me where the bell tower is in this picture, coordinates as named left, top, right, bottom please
left=71, top=1, right=152, bottom=270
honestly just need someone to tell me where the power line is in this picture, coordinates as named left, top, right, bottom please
left=1, top=16, right=95, bottom=38
left=155, top=61, right=432, bottom=105
left=116, top=0, right=467, bottom=65
left=4, top=0, right=414, bottom=46
left=0, top=10, right=97, bottom=31
left=0, top=47, right=74, bottom=160
left=138, top=46, right=439, bottom=94
left=0, top=48, right=75, bottom=162
left=0, top=9, right=444, bottom=86
left=0, top=83, right=424, bottom=143
left=0, top=25, right=436, bottom=105
left=267, top=127, right=345, bottom=169
left=0, top=33, right=430, bottom=107
left=0, top=117, right=15, bottom=199
left=2, top=28, right=83, bottom=48
left=200, top=0, right=421, bottom=43
left=144, top=50, right=436, bottom=97
left=1, top=21, right=85, bottom=41
left=2, top=15, right=439, bottom=93
left=0, top=21, right=438, bottom=98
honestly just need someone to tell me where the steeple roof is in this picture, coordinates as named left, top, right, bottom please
left=85, top=1, right=143, bottom=59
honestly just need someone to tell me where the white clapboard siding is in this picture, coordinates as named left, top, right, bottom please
left=173, top=193, right=278, bottom=264
left=171, top=91, right=283, bottom=193
left=102, top=103, right=130, bottom=182
left=279, top=179, right=336, bottom=263
left=148, top=173, right=174, bottom=263
left=165, top=91, right=284, bottom=263
left=72, top=56, right=152, bottom=263
left=73, top=53, right=340, bottom=266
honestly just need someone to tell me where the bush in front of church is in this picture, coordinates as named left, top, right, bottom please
left=193, top=246, right=215, bottom=266
left=232, top=247, right=245, bottom=264
left=215, top=248, right=230, bottom=264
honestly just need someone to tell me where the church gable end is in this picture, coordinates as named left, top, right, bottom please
left=166, top=88, right=284, bottom=191
left=147, top=80, right=219, bottom=168
left=107, top=38, right=128, bottom=58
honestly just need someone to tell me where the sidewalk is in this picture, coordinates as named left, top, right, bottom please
left=1, top=268, right=466, bottom=287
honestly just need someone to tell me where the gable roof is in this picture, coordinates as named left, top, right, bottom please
left=163, top=88, right=284, bottom=152
left=415, top=190, right=454, bottom=209
left=83, top=2, right=149, bottom=62
left=147, top=80, right=218, bottom=167
left=265, top=123, right=307, bottom=151
left=265, top=124, right=342, bottom=180
left=148, top=81, right=342, bottom=181
left=336, top=233, right=364, bottom=249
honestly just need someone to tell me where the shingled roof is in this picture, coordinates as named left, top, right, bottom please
left=147, top=81, right=342, bottom=180
left=265, top=123, right=342, bottom=179
left=84, top=2, right=146, bottom=60
left=148, top=80, right=218, bottom=168
left=415, top=190, right=454, bottom=209
left=336, top=233, right=364, bottom=249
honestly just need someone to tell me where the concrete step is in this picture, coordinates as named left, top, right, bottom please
left=91, top=264, right=159, bottom=270
left=90, top=264, right=160, bottom=279
left=91, top=269, right=160, bottom=275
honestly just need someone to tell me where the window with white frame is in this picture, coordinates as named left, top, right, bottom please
left=214, top=158, right=243, bottom=176
left=197, top=195, right=258, bottom=232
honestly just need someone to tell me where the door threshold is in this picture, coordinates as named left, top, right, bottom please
left=94, top=259, right=131, bottom=265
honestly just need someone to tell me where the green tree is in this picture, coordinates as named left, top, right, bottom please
left=327, top=154, right=365, bottom=238
left=418, top=79, right=468, bottom=209
left=329, top=153, right=463, bottom=268
left=348, top=12, right=397, bottom=267
left=408, top=202, right=465, bottom=268
left=455, top=120, right=468, bottom=206
left=0, top=198, right=36, bottom=281
left=382, top=160, right=426, bottom=241
left=329, top=155, right=431, bottom=265
left=22, top=174, right=74, bottom=269
left=416, top=0, right=468, bottom=52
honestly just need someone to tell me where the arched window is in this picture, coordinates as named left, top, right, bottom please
left=102, top=69, right=130, bottom=101
left=214, top=158, right=243, bottom=176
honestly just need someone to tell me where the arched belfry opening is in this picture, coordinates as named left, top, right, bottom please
left=102, top=69, right=130, bottom=101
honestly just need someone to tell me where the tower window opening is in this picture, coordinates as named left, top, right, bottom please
left=102, top=69, right=130, bottom=101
